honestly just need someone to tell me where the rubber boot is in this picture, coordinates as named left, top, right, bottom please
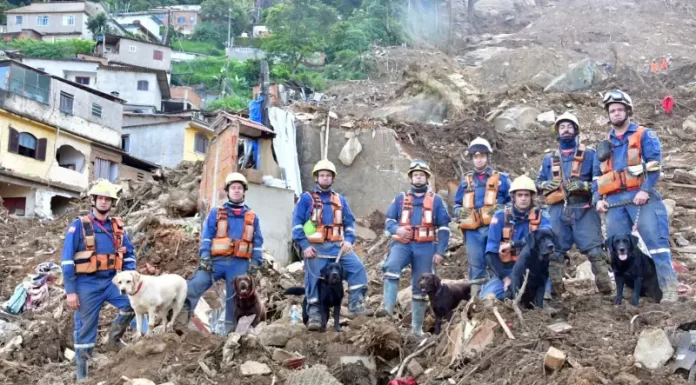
left=548, top=252, right=566, bottom=297
left=587, top=248, right=613, bottom=295
left=347, top=289, right=374, bottom=318
left=307, top=305, right=321, bottom=331
left=76, top=356, right=88, bottom=383
left=375, top=279, right=399, bottom=318
left=661, top=281, right=679, bottom=303
left=411, top=299, right=427, bottom=337
left=173, top=306, right=191, bottom=334
left=104, top=312, right=134, bottom=351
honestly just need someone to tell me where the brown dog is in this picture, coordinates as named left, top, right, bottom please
left=233, top=275, right=266, bottom=331
left=418, top=273, right=471, bottom=334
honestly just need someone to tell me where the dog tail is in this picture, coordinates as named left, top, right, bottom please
left=284, top=287, right=306, bottom=296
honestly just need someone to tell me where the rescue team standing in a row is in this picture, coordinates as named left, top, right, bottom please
left=60, top=89, right=679, bottom=381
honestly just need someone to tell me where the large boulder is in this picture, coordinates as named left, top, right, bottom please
left=544, top=59, right=609, bottom=93
left=493, top=106, right=541, bottom=133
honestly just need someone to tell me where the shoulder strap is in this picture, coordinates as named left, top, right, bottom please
left=79, top=216, right=95, bottom=251
left=423, top=191, right=435, bottom=210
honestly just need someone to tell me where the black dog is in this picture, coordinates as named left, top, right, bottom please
left=606, top=234, right=662, bottom=306
left=511, top=228, right=557, bottom=309
left=284, top=262, right=344, bottom=332
left=418, top=273, right=471, bottom=334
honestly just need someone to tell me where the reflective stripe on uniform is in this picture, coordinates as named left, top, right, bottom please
left=345, top=227, right=355, bottom=233
left=293, top=225, right=304, bottom=231
left=384, top=272, right=400, bottom=279
left=123, top=258, right=135, bottom=263
left=74, top=343, right=95, bottom=349
left=201, top=239, right=212, bottom=243
left=61, top=261, right=75, bottom=266
left=348, top=283, right=366, bottom=291
left=412, top=294, right=427, bottom=300
left=649, top=248, right=670, bottom=255
left=438, top=226, right=450, bottom=232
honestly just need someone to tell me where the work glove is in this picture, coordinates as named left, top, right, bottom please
left=539, top=180, right=561, bottom=191
left=487, top=204, right=503, bottom=217
left=199, top=254, right=212, bottom=272
left=248, top=262, right=260, bottom=276
left=458, top=209, right=471, bottom=219
left=565, top=180, right=590, bottom=193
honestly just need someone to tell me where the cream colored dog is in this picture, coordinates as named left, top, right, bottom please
left=112, top=271, right=187, bottom=338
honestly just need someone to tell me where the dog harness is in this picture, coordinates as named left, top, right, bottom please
left=306, top=192, right=344, bottom=243
left=210, top=207, right=256, bottom=258
left=392, top=191, right=436, bottom=244
left=597, top=126, right=647, bottom=196
left=500, top=208, right=541, bottom=263
left=459, top=171, right=500, bottom=230
left=73, top=215, right=125, bottom=274
left=543, top=145, right=588, bottom=205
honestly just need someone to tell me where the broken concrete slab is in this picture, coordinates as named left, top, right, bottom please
left=634, top=328, right=674, bottom=370
left=547, top=322, right=573, bottom=333
left=544, top=346, right=566, bottom=370
left=493, top=106, right=541, bottom=133
left=259, top=324, right=305, bottom=347
left=544, top=58, right=609, bottom=93
left=240, top=361, right=272, bottom=376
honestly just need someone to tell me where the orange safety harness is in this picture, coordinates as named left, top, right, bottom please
left=499, top=208, right=541, bottom=263
left=73, top=216, right=125, bottom=274
left=597, top=126, right=646, bottom=196
left=392, top=192, right=436, bottom=243
left=544, top=145, right=587, bottom=205
left=459, top=172, right=500, bottom=230
left=210, top=208, right=256, bottom=258
left=306, top=192, right=344, bottom=243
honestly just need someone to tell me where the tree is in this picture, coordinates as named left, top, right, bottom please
left=87, top=13, right=113, bottom=39
left=261, top=0, right=338, bottom=71
left=191, top=21, right=227, bottom=43
left=200, top=0, right=251, bottom=41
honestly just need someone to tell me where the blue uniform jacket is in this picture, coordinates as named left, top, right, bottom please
left=200, top=202, right=264, bottom=266
left=61, top=214, right=137, bottom=295
left=537, top=145, right=600, bottom=187
left=592, top=122, right=662, bottom=202
left=292, top=188, right=357, bottom=251
left=485, top=208, right=551, bottom=279
left=453, top=168, right=511, bottom=215
left=385, top=189, right=452, bottom=255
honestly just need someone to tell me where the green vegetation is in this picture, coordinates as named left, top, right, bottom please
left=0, top=39, right=95, bottom=59
left=172, top=40, right=224, bottom=56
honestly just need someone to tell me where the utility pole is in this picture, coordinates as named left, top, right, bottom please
left=227, top=8, right=232, bottom=48
left=260, top=60, right=270, bottom=128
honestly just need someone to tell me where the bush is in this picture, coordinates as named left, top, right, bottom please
left=207, top=94, right=251, bottom=111
left=6, top=39, right=95, bottom=59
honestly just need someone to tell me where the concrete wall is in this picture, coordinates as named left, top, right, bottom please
left=183, top=124, right=213, bottom=163
left=226, top=47, right=265, bottom=61
left=96, top=70, right=161, bottom=109
left=246, top=183, right=295, bottom=266
left=51, top=79, right=123, bottom=132
left=123, top=122, right=185, bottom=167
left=0, top=182, right=35, bottom=215
left=34, top=188, right=73, bottom=219
left=20, top=59, right=99, bottom=81
left=297, top=123, right=412, bottom=218
left=7, top=12, right=89, bottom=38
left=119, top=163, right=152, bottom=184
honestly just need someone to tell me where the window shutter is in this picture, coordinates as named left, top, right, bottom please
left=8, top=127, right=19, bottom=153
left=36, top=138, right=47, bottom=161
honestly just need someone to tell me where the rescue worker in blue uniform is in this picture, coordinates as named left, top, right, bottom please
left=292, top=160, right=370, bottom=331
left=594, top=90, right=679, bottom=303
left=536, top=112, right=612, bottom=297
left=453, top=137, right=511, bottom=298
left=60, top=179, right=136, bottom=382
left=177, top=172, right=264, bottom=334
left=480, top=175, right=552, bottom=300
left=379, top=160, right=451, bottom=336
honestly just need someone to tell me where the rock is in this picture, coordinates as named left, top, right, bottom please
left=371, top=94, right=449, bottom=125
left=64, top=348, right=75, bottom=362
left=198, top=362, right=216, bottom=377
left=259, top=324, right=304, bottom=347
left=574, top=261, right=595, bottom=280
left=286, top=262, right=304, bottom=274
left=124, top=379, right=156, bottom=385
left=355, top=225, right=377, bottom=241
left=615, top=372, right=642, bottom=385
left=683, top=116, right=696, bottom=131
left=493, top=106, right=541, bottom=133
left=544, top=346, right=566, bottom=370
left=537, top=111, right=556, bottom=125
left=158, top=383, right=176, bottom=385
left=338, top=134, right=362, bottom=166
left=240, top=361, right=272, bottom=376
left=397, top=287, right=412, bottom=311
left=663, top=199, right=676, bottom=220
left=131, top=339, right=167, bottom=357
left=0, top=320, right=22, bottom=345
left=674, top=233, right=690, bottom=247
left=634, top=328, right=674, bottom=370
left=448, top=73, right=481, bottom=95
left=544, top=59, right=609, bottom=93
left=547, top=322, right=573, bottom=333
left=0, top=335, right=22, bottom=355
left=407, top=359, right=425, bottom=377
left=285, top=364, right=343, bottom=385
left=341, top=121, right=355, bottom=128
left=530, top=71, right=556, bottom=88
left=222, top=333, right=242, bottom=366
left=273, top=348, right=301, bottom=363
left=329, top=111, right=338, bottom=119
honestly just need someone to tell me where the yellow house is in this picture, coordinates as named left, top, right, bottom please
left=0, top=60, right=126, bottom=218
left=121, top=111, right=213, bottom=168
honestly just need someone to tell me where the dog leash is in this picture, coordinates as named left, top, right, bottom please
left=304, top=247, right=345, bottom=282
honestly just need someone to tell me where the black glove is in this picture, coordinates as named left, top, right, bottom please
left=248, top=262, right=260, bottom=275
left=540, top=180, right=561, bottom=191
left=565, top=180, right=590, bottom=193
left=199, top=256, right=212, bottom=272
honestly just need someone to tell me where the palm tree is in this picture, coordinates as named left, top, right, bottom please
left=87, top=13, right=113, bottom=39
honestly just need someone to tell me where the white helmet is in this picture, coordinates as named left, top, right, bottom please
left=468, top=137, right=493, bottom=155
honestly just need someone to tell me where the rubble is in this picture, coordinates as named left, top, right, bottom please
left=634, top=328, right=674, bottom=370
left=240, top=361, right=271, bottom=376
left=544, top=346, right=566, bottom=370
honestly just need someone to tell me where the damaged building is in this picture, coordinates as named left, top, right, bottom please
left=0, top=60, right=128, bottom=218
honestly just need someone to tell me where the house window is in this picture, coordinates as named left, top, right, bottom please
left=59, top=91, right=74, bottom=114
left=92, top=103, right=102, bottom=118
left=153, top=50, right=163, bottom=61
left=15, top=16, right=22, bottom=25
left=37, top=16, right=49, bottom=26
left=105, top=46, right=112, bottom=53
left=75, top=76, right=89, bottom=85
left=177, top=16, right=186, bottom=24
left=9, top=64, right=51, bottom=104
left=137, top=80, right=148, bottom=91
left=194, top=133, right=208, bottom=154
left=94, top=157, right=118, bottom=182
left=190, top=16, right=196, bottom=25
left=7, top=127, right=47, bottom=161
left=63, top=15, right=74, bottom=26
left=121, top=134, right=130, bottom=152
left=129, top=45, right=137, bottom=53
